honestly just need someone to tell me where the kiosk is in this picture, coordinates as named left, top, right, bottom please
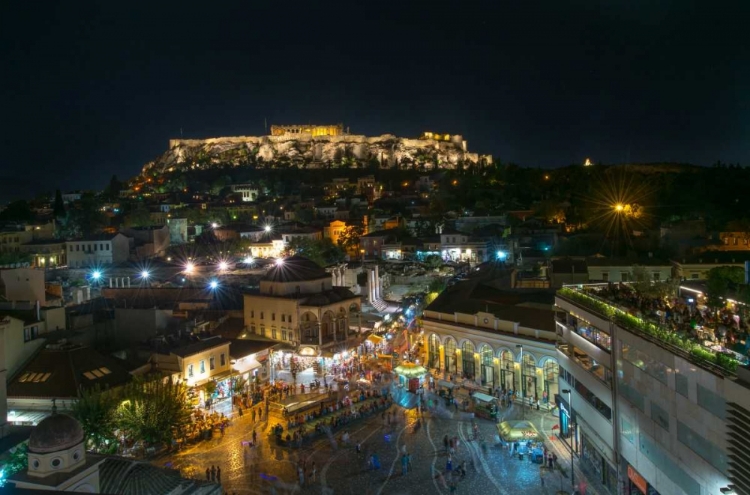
left=471, top=392, right=498, bottom=420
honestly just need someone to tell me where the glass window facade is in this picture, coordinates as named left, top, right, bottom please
left=696, top=383, right=726, bottom=420
left=677, top=420, right=728, bottom=475
left=444, top=338, right=457, bottom=373
left=650, top=401, right=669, bottom=430
left=621, top=342, right=669, bottom=385
left=675, top=372, right=689, bottom=397
left=560, top=365, right=612, bottom=420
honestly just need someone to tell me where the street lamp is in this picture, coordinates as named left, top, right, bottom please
left=264, top=224, right=272, bottom=233
left=184, top=262, right=195, bottom=275
left=561, top=388, right=575, bottom=491
left=91, top=270, right=102, bottom=281
left=140, top=270, right=150, bottom=280
left=209, top=280, right=219, bottom=290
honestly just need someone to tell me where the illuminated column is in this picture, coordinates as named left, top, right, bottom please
left=493, top=358, right=501, bottom=391
left=456, top=349, right=463, bottom=375
left=474, top=353, right=481, bottom=383
left=109, top=278, right=113, bottom=288
left=368, top=270, right=375, bottom=303
left=374, top=265, right=380, bottom=300
left=439, top=345, right=445, bottom=372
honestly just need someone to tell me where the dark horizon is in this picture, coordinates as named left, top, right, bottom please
left=2, top=1, right=749, bottom=200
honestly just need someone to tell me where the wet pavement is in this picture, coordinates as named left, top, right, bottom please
left=153, top=383, right=603, bottom=495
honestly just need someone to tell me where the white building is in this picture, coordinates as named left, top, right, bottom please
left=66, top=233, right=129, bottom=268
left=440, top=230, right=491, bottom=264
left=231, top=184, right=260, bottom=202
left=555, top=285, right=741, bottom=495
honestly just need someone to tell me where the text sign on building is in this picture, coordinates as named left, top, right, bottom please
left=628, top=465, right=648, bottom=494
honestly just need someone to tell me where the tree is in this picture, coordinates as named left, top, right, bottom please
left=706, top=266, right=745, bottom=312
left=116, top=377, right=191, bottom=447
left=424, top=255, right=444, bottom=270
left=125, top=204, right=152, bottom=227
left=71, top=385, right=119, bottom=453
left=337, top=225, right=362, bottom=252
left=53, top=189, right=66, bottom=218
left=103, top=175, right=122, bottom=200
left=283, top=238, right=345, bottom=267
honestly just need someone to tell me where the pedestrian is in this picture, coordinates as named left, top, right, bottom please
left=407, top=453, right=412, bottom=472
left=252, top=429, right=257, bottom=445
left=206, top=467, right=210, bottom=481
left=238, top=406, right=243, bottom=417
left=311, top=461, right=317, bottom=482
left=216, top=466, right=221, bottom=483
left=401, top=453, right=408, bottom=475
left=443, top=434, right=449, bottom=453
left=298, top=465, right=304, bottom=486
left=356, top=442, right=362, bottom=455
left=210, top=465, right=216, bottom=481
left=446, top=455, right=453, bottom=472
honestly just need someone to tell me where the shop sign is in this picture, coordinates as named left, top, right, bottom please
left=628, top=465, right=648, bottom=494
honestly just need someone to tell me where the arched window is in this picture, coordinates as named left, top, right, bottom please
left=543, top=359, right=559, bottom=403
left=480, top=345, right=495, bottom=387
left=462, top=341, right=475, bottom=378
left=444, top=338, right=457, bottom=373
left=522, top=353, right=538, bottom=401
left=428, top=334, right=441, bottom=369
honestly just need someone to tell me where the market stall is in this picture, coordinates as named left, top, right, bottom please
left=471, top=392, right=498, bottom=420
left=393, top=363, right=428, bottom=393
left=496, top=420, right=543, bottom=460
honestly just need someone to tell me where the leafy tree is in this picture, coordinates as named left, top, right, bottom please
left=1, top=442, right=28, bottom=482
left=283, top=238, right=345, bottom=267
left=203, top=380, right=217, bottom=398
left=424, top=255, right=444, bottom=270
left=58, top=196, right=108, bottom=238
left=103, top=175, right=122, bottom=200
left=706, top=266, right=744, bottom=313
left=115, top=377, right=191, bottom=446
left=125, top=204, right=152, bottom=227
left=71, top=385, right=119, bottom=453
left=53, top=189, right=66, bottom=218
left=337, top=225, right=363, bottom=252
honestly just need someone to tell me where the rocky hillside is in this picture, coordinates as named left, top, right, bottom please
left=142, top=133, right=491, bottom=175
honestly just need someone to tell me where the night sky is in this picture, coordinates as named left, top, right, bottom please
left=2, top=1, right=749, bottom=199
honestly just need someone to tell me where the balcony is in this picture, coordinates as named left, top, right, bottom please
left=557, top=342, right=612, bottom=387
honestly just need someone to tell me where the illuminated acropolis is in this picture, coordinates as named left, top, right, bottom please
left=270, top=124, right=344, bottom=137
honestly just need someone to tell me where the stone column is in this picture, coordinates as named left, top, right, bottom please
left=456, top=350, right=463, bottom=376
left=114, top=278, right=119, bottom=288
left=368, top=270, right=375, bottom=303
left=109, top=278, right=113, bottom=288
left=439, top=345, right=445, bottom=373
left=127, top=277, right=131, bottom=288
left=374, top=265, right=380, bottom=300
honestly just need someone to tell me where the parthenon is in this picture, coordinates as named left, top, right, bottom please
left=270, top=124, right=345, bottom=137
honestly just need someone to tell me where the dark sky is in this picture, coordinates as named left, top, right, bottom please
left=2, top=1, right=749, bottom=199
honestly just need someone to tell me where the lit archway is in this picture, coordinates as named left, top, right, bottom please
left=428, top=334, right=441, bottom=369
left=462, top=341, right=476, bottom=379
left=444, top=337, right=457, bottom=374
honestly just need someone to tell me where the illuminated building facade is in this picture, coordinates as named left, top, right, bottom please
left=270, top=124, right=344, bottom=137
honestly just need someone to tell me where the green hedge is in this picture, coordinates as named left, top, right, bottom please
left=558, top=287, right=739, bottom=373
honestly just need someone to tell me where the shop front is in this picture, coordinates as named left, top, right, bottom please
left=556, top=394, right=579, bottom=455
left=580, top=429, right=617, bottom=493
left=625, top=463, right=661, bottom=495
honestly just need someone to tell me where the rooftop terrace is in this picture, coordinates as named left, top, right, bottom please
left=557, top=284, right=744, bottom=376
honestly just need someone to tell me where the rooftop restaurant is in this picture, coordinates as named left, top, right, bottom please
left=557, top=282, right=748, bottom=375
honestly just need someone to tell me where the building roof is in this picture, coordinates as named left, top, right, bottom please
left=302, top=287, right=358, bottom=306
left=98, top=456, right=221, bottom=495
left=68, top=233, right=122, bottom=242
left=170, top=337, right=230, bottom=358
left=28, top=413, right=84, bottom=454
left=586, top=256, right=670, bottom=267
left=229, top=338, right=275, bottom=359
left=551, top=258, right=588, bottom=274
left=7, top=344, right=132, bottom=400
left=678, top=251, right=750, bottom=264
left=360, top=228, right=403, bottom=239
left=262, top=256, right=328, bottom=282
left=21, top=239, right=66, bottom=246
left=0, top=310, right=41, bottom=326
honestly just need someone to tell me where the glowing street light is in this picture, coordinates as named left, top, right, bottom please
left=218, top=261, right=228, bottom=271
left=275, top=258, right=284, bottom=266
left=264, top=225, right=272, bottom=233
left=91, top=270, right=101, bottom=281
left=244, top=256, right=254, bottom=264
left=184, top=262, right=195, bottom=274
left=496, top=250, right=507, bottom=260
left=211, top=222, right=219, bottom=228
left=140, top=270, right=150, bottom=280
left=209, top=280, right=219, bottom=290
left=614, top=203, right=624, bottom=212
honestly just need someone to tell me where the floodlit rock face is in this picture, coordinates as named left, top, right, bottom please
left=142, top=133, right=491, bottom=175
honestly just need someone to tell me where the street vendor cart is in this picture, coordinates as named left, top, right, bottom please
left=471, top=392, right=498, bottom=420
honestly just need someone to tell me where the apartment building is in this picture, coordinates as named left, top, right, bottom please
left=555, top=285, right=742, bottom=495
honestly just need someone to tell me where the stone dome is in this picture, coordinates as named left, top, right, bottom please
left=28, top=413, right=85, bottom=454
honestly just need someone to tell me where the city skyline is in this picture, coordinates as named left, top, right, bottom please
left=2, top=1, right=750, bottom=199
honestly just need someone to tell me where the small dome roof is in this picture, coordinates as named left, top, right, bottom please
left=28, top=413, right=84, bottom=454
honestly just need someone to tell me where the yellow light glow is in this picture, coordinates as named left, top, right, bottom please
left=614, top=203, right=624, bottom=211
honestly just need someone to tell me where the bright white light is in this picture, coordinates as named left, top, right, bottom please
left=91, top=271, right=101, bottom=280
left=275, top=258, right=284, bottom=266
left=218, top=261, right=228, bottom=271
left=244, top=256, right=254, bottom=264
left=184, top=262, right=195, bottom=274
left=211, top=222, right=218, bottom=228
left=140, top=270, right=150, bottom=279
left=209, top=280, right=219, bottom=290
left=496, top=251, right=507, bottom=260
left=264, top=225, right=272, bottom=233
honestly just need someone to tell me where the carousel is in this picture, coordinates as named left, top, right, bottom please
left=393, top=362, right=428, bottom=393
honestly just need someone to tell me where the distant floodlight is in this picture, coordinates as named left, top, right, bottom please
left=275, top=258, right=284, bottom=266
left=244, top=256, right=254, bottom=264
left=218, top=261, right=228, bottom=271
left=211, top=222, right=219, bottom=228
left=140, top=270, right=150, bottom=279
left=184, top=262, right=195, bottom=274
left=91, top=270, right=101, bottom=280
left=209, top=280, right=219, bottom=290
left=264, top=225, right=272, bottom=233
left=496, top=250, right=507, bottom=260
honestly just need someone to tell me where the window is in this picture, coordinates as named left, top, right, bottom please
left=94, top=244, right=97, bottom=251
left=675, top=372, right=689, bottom=397
left=677, top=420, right=728, bottom=475
left=200, top=360, right=205, bottom=374
left=621, top=271, right=630, bottom=282
left=281, top=314, right=286, bottom=322
left=210, top=356, right=215, bottom=370
left=652, top=272, right=660, bottom=281
left=602, top=271, right=609, bottom=281
left=260, top=312, right=264, bottom=320
left=188, top=364, right=194, bottom=377
left=282, top=330, right=287, bottom=340
left=220, top=353, right=225, bottom=366
left=697, top=383, right=726, bottom=419
left=250, top=310, right=254, bottom=318
left=76, top=245, right=80, bottom=251
left=288, top=314, right=292, bottom=324
left=272, top=328, right=277, bottom=339
left=621, top=416, right=635, bottom=444
left=70, top=245, right=73, bottom=252
left=650, top=401, right=669, bottom=430
left=23, top=326, right=39, bottom=342
left=691, top=273, right=699, bottom=279
left=106, top=244, right=110, bottom=250
left=272, top=313, right=275, bottom=321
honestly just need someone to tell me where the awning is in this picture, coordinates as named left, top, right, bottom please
left=472, top=392, right=496, bottom=403
left=366, top=334, right=384, bottom=344
left=496, top=420, right=541, bottom=442
left=437, top=380, right=455, bottom=389
left=393, top=363, right=428, bottom=378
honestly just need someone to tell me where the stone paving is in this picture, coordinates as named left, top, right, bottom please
left=153, top=385, right=602, bottom=495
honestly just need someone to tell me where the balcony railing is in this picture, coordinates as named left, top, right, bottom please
left=557, top=287, right=739, bottom=376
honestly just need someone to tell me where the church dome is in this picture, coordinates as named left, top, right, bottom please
left=28, top=413, right=85, bottom=454
left=263, top=256, right=328, bottom=283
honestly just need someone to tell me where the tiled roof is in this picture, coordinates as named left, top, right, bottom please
left=170, top=337, right=230, bottom=358
left=98, top=457, right=222, bottom=495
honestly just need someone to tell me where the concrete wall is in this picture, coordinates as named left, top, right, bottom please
left=0, top=268, right=46, bottom=303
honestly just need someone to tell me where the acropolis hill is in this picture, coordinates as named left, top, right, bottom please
left=142, top=124, right=492, bottom=175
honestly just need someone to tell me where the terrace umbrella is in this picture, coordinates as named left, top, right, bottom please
left=393, top=363, right=428, bottom=379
